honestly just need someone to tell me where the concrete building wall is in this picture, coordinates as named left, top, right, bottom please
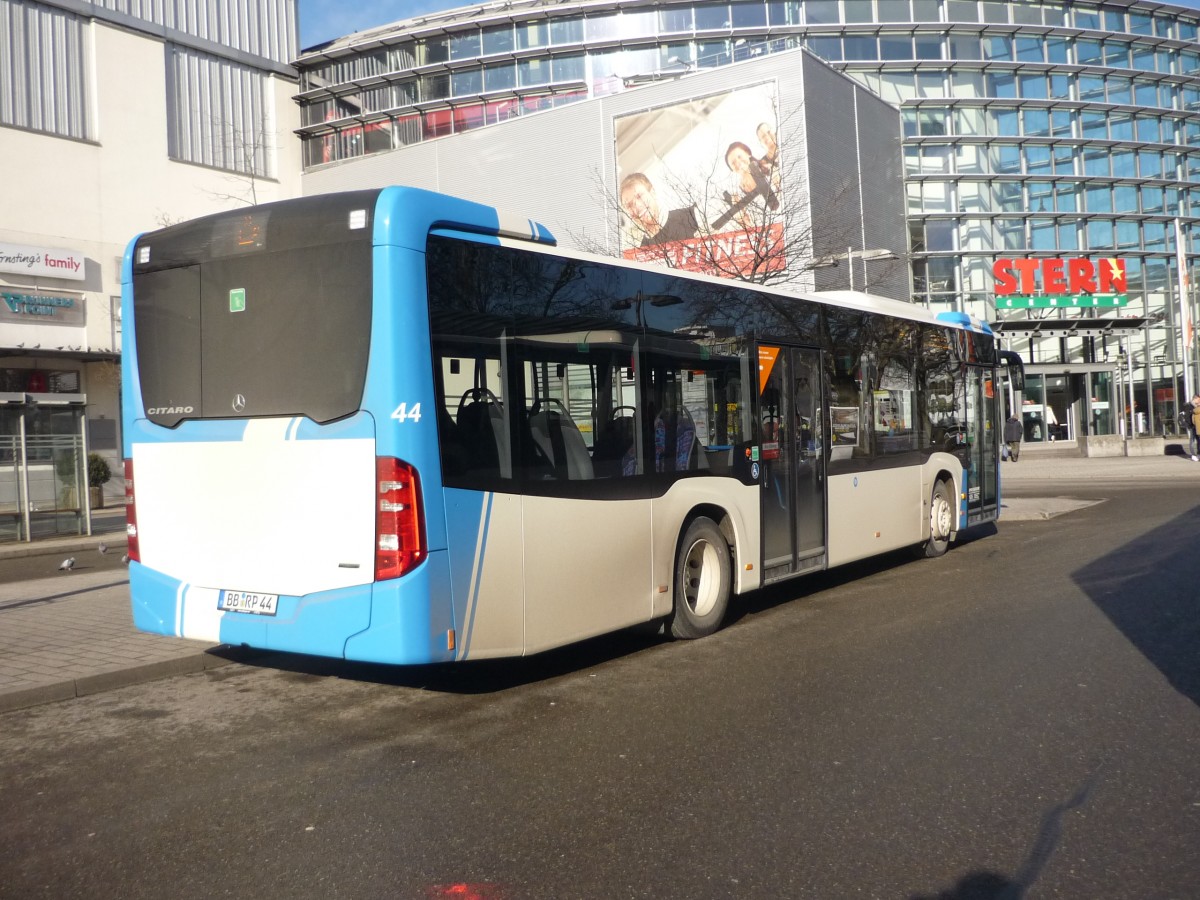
left=0, top=7, right=300, bottom=525
left=303, top=47, right=907, bottom=300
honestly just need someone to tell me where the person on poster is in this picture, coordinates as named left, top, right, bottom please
left=618, top=173, right=699, bottom=247
left=756, top=121, right=782, bottom=192
left=712, top=140, right=779, bottom=232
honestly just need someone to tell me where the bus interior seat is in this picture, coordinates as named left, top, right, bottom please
left=655, top=407, right=699, bottom=473
left=593, top=412, right=635, bottom=477
left=456, top=390, right=506, bottom=475
left=530, top=406, right=594, bottom=480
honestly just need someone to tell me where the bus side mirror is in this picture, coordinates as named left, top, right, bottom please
left=999, top=351, right=1025, bottom=392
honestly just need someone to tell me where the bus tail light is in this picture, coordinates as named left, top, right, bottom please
left=376, top=457, right=425, bottom=580
left=124, top=459, right=140, bottom=563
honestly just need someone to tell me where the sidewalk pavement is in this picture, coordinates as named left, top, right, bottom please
left=0, top=511, right=249, bottom=714
left=2, top=450, right=1199, bottom=714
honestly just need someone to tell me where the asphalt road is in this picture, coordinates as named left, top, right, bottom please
left=1, top=481, right=1198, bottom=900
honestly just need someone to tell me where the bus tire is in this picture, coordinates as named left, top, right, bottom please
left=921, top=479, right=954, bottom=559
left=670, top=517, right=731, bottom=639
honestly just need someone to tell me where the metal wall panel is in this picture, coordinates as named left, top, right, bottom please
left=167, top=44, right=274, bottom=177
left=801, top=53, right=865, bottom=266
left=856, top=87, right=909, bottom=299
left=0, top=0, right=91, bottom=138
left=94, top=0, right=295, bottom=63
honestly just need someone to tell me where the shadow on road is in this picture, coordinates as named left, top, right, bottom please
left=213, top=523, right=1000, bottom=695
left=1071, top=502, right=1200, bottom=708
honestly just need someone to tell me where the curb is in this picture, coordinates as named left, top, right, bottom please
left=0, top=536, right=123, bottom=562
left=0, top=646, right=265, bottom=714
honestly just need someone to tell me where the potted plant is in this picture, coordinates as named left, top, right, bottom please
left=54, top=450, right=80, bottom=508
left=88, top=453, right=112, bottom=510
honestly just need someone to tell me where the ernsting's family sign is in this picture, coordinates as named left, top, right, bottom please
left=0, top=242, right=86, bottom=281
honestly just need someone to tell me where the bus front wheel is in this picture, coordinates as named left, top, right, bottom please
left=670, top=517, right=731, bottom=639
left=921, top=480, right=954, bottom=559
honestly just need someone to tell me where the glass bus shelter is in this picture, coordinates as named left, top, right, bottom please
left=0, top=394, right=92, bottom=542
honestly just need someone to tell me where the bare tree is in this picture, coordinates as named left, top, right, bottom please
left=204, top=120, right=276, bottom=208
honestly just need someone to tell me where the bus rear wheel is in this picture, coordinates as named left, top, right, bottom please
left=670, top=517, right=731, bottom=639
left=921, top=479, right=954, bottom=559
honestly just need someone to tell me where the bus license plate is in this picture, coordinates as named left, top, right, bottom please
left=219, top=590, right=279, bottom=616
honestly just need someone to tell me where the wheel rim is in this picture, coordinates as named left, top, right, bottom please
left=931, top=491, right=952, bottom=540
left=683, top=538, right=721, bottom=617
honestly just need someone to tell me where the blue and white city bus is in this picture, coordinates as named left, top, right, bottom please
left=122, top=187, right=1017, bottom=664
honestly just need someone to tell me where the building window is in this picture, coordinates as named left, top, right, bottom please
left=695, top=2, right=731, bottom=30
left=451, top=69, right=482, bottom=97
left=0, top=0, right=92, bottom=139
left=1053, top=145, right=1076, bottom=175
left=1015, top=36, right=1042, bottom=63
left=515, top=19, right=548, bottom=50
left=450, top=30, right=481, bottom=61
left=732, top=1, right=767, bottom=28
left=1083, top=147, right=1110, bottom=177
left=1086, top=219, right=1114, bottom=250
left=844, top=0, right=873, bottom=23
left=805, top=0, right=839, bottom=25
left=914, top=34, right=942, bottom=60
left=1072, top=6, right=1100, bottom=29
left=1030, top=219, right=1056, bottom=251
left=987, top=72, right=1017, bottom=98
left=482, top=24, right=515, bottom=55
left=1046, top=38, right=1069, bottom=64
left=1024, top=145, right=1051, bottom=174
left=166, top=46, right=273, bottom=177
left=844, top=35, right=878, bottom=61
left=1018, top=73, right=1047, bottom=100
left=990, top=107, right=1018, bottom=136
left=982, top=1, right=1009, bottom=24
left=1086, top=184, right=1112, bottom=213
left=1022, top=108, right=1049, bottom=136
left=550, top=17, right=583, bottom=44
left=484, top=63, right=516, bottom=92
left=946, top=1, right=979, bottom=23
left=991, top=143, right=1021, bottom=174
left=661, top=6, right=693, bottom=31
left=1058, top=221, right=1079, bottom=251
left=1055, top=183, right=1078, bottom=213
left=878, top=0, right=912, bottom=23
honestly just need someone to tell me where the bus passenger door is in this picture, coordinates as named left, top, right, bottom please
left=964, top=365, right=998, bottom=521
left=758, top=345, right=827, bottom=582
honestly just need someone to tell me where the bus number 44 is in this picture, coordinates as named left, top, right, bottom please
left=390, top=402, right=422, bottom=423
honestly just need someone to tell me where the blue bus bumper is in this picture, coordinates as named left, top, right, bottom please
left=129, top=550, right=456, bottom=665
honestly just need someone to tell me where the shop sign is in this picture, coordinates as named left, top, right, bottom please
left=0, top=241, right=86, bottom=281
left=0, top=291, right=86, bottom=326
left=992, top=257, right=1128, bottom=309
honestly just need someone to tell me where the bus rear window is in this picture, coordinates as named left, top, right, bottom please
left=132, top=193, right=376, bottom=426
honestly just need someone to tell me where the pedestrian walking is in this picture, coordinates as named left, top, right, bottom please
left=1004, top=410, right=1023, bottom=462
left=1184, top=393, right=1200, bottom=461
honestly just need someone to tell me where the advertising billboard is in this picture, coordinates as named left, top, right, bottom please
left=614, top=83, right=784, bottom=279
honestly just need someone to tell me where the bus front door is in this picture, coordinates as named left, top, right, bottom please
left=964, top=365, right=999, bottom=522
left=758, top=344, right=827, bottom=582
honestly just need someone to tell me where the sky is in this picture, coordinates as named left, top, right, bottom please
left=298, top=0, right=1200, bottom=50
left=299, top=0, right=465, bottom=49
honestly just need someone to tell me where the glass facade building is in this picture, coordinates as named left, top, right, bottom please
left=295, top=0, right=1200, bottom=446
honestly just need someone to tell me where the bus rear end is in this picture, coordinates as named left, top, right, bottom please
left=122, top=190, right=453, bottom=664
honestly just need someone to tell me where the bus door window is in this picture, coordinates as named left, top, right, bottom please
left=872, top=321, right=917, bottom=456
